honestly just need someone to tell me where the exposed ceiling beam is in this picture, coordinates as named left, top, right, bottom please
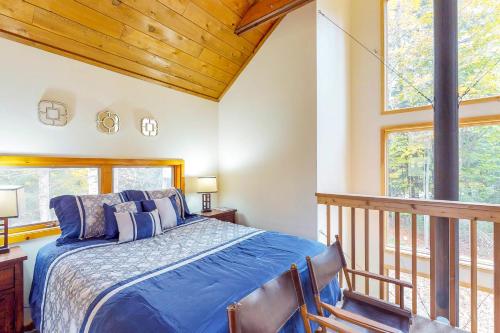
left=235, top=0, right=313, bottom=35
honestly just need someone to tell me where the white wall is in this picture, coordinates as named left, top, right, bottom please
left=218, top=3, right=318, bottom=240
left=0, top=37, right=219, bottom=317
left=316, top=0, right=352, bottom=242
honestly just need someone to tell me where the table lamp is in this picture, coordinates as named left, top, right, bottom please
left=197, top=177, right=217, bottom=212
left=0, top=186, right=23, bottom=254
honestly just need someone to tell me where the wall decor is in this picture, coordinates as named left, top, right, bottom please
left=141, top=118, right=159, bottom=137
left=97, top=110, right=120, bottom=134
left=38, top=100, right=68, bottom=126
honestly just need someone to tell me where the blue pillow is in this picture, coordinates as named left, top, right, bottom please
left=142, top=196, right=181, bottom=230
left=50, top=193, right=125, bottom=245
left=115, top=210, right=162, bottom=243
left=122, top=188, right=191, bottom=219
left=103, top=201, right=142, bottom=239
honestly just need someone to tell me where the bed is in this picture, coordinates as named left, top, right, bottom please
left=30, top=216, right=341, bottom=333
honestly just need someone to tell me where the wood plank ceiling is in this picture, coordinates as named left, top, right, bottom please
left=0, top=0, right=279, bottom=101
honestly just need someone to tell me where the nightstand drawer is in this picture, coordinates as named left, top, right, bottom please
left=216, top=212, right=235, bottom=223
left=0, top=267, right=14, bottom=291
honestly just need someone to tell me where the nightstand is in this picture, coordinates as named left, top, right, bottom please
left=198, top=208, right=237, bottom=223
left=0, top=247, right=27, bottom=333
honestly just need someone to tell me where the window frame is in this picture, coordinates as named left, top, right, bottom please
left=0, top=156, right=185, bottom=244
left=380, top=0, right=500, bottom=115
left=380, top=114, right=500, bottom=264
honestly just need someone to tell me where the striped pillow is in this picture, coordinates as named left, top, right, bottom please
left=115, top=210, right=162, bottom=243
left=122, top=188, right=190, bottom=219
left=141, top=196, right=179, bottom=230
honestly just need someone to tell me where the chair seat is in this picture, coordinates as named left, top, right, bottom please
left=340, top=297, right=410, bottom=333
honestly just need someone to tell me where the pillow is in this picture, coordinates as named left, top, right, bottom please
left=103, top=201, right=142, bottom=239
left=142, top=196, right=180, bottom=230
left=115, top=210, right=162, bottom=243
left=50, top=193, right=125, bottom=245
left=122, top=188, right=191, bottom=219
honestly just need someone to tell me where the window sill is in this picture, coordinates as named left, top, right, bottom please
left=9, top=222, right=61, bottom=244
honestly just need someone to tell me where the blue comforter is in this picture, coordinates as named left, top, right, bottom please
left=30, top=218, right=340, bottom=333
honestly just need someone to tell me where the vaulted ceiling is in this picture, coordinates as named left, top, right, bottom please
left=0, top=0, right=281, bottom=101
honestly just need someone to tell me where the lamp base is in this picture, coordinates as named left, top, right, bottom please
left=202, top=193, right=212, bottom=213
left=0, top=217, right=9, bottom=254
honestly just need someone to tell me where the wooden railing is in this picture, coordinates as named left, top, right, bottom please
left=316, top=193, right=500, bottom=333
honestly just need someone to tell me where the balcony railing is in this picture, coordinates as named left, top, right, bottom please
left=316, top=192, right=500, bottom=333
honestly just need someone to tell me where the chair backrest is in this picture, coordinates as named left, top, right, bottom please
left=227, top=265, right=309, bottom=333
left=307, top=236, right=347, bottom=294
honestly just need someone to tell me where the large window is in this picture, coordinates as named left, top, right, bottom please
left=384, top=0, right=500, bottom=112
left=0, top=156, right=184, bottom=243
left=384, top=118, right=499, bottom=264
left=113, top=167, right=173, bottom=192
left=0, top=168, right=99, bottom=227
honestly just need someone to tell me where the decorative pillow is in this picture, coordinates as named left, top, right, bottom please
left=122, top=188, right=191, bottom=219
left=115, top=210, right=162, bottom=243
left=103, top=201, right=142, bottom=239
left=142, top=196, right=179, bottom=230
left=50, top=193, right=125, bottom=245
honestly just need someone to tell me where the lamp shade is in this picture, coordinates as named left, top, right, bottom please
left=197, top=177, right=217, bottom=193
left=0, top=186, right=23, bottom=218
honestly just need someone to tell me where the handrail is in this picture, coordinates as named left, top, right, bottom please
left=316, top=193, right=500, bottom=223
left=316, top=192, right=500, bottom=332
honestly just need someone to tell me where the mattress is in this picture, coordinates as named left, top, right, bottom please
left=30, top=217, right=340, bottom=333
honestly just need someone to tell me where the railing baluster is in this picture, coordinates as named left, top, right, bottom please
left=379, top=210, right=385, bottom=300
left=471, top=218, right=478, bottom=333
left=395, top=212, right=401, bottom=304
left=494, top=222, right=500, bottom=333
left=351, top=207, right=356, bottom=291
left=430, top=216, right=436, bottom=320
left=365, top=209, right=370, bottom=295
left=449, top=218, right=458, bottom=327
left=338, top=206, right=343, bottom=288
left=326, top=205, right=331, bottom=246
left=412, top=214, right=417, bottom=315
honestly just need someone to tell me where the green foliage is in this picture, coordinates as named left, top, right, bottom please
left=386, top=0, right=500, bottom=110
left=387, top=124, right=499, bottom=261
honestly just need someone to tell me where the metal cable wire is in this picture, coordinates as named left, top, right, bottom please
left=317, top=9, right=434, bottom=107
left=318, top=7, right=499, bottom=110
left=458, top=57, right=500, bottom=105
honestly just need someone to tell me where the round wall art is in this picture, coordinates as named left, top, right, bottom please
left=97, top=110, right=120, bottom=134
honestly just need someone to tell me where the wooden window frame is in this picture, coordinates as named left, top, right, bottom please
left=380, top=114, right=500, bottom=265
left=380, top=0, right=500, bottom=115
left=0, top=156, right=185, bottom=244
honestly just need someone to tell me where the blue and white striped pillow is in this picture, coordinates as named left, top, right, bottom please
left=51, top=193, right=126, bottom=245
left=115, top=210, right=162, bottom=243
left=122, top=188, right=190, bottom=219
left=141, top=196, right=179, bottom=230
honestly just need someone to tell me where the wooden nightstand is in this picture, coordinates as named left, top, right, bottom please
left=198, top=208, right=237, bottom=223
left=0, top=247, right=27, bottom=333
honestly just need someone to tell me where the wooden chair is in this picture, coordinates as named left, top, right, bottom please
left=306, top=235, right=413, bottom=333
left=227, top=264, right=357, bottom=333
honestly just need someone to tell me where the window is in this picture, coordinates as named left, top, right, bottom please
left=0, top=156, right=184, bottom=243
left=0, top=168, right=99, bottom=227
left=384, top=118, right=499, bottom=264
left=384, top=0, right=500, bottom=112
left=113, top=167, right=173, bottom=192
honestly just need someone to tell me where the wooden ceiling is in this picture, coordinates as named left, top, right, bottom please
left=0, top=0, right=280, bottom=101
